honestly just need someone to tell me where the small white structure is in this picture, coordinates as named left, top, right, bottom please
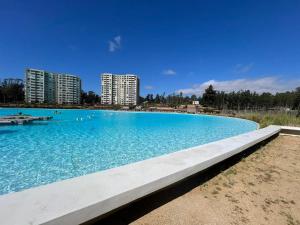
left=121, top=106, right=130, bottom=110
left=192, top=101, right=199, bottom=105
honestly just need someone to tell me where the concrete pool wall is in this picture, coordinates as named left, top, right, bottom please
left=0, top=125, right=290, bottom=225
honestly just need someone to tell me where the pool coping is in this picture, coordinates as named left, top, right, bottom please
left=0, top=125, right=287, bottom=225
left=280, top=125, right=300, bottom=135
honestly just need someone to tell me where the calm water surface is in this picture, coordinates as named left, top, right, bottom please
left=0, top=108, right=257, bottom=195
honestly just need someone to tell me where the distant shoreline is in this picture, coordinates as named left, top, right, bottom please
left=1, top=103, right=299, bottom=128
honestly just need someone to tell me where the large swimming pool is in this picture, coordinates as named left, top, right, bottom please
left=0, top=108, right=257, bottom=195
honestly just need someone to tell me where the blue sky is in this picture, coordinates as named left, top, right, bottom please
left=0, top=0, right=300, bottom=96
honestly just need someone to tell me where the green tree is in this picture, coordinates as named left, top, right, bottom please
left=202, top=85, right=216, bottom=107
left=81, top=91, right=100, bottom=104
left=0, top=82, right=24, bottom=103
left=191, top=95, right=197, bottom=101
left=294, top=87, right=300, bottom=116
left=154, top=94, right=160, bottom=103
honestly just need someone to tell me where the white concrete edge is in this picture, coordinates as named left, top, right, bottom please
left=280, top=133, right=300, bottom=137
left=0, top=125, right=281, bottom=225
left=280, top=125, right=300, bottom=135
left=280, top=125, right=300, bottom=131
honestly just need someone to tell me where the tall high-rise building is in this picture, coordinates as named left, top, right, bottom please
left=25, top=68, right=81, bottom=104
left=101, top=73, right=140, bottom=105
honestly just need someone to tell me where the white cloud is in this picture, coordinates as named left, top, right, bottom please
left=144, top=85, right=154, bottom=90
left=108, top=35, right=121, bottom=52
left=176, top=77, right=300, bottom=96
left=162, top=69, right=176, bottom=75
left=234, top=63, right=253, bottom=74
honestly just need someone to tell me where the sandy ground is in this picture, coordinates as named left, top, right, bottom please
left=128, top=135, right=300, bottom=225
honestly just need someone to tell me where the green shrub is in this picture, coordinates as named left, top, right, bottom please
left=236, top=112, right=300, bottom=128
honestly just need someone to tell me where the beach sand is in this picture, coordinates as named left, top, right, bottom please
left=128, top=135, right=300, bottom=225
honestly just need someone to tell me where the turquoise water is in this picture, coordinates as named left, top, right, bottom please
left=0, top=108, right=257, bottom=195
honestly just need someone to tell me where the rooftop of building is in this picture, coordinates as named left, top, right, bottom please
left=26, top=68, right=80, bottom=79
left=101, top=73, right=139, bottom=78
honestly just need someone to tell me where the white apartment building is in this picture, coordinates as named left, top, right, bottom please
left=25, top=68, right=81, bottom=104
left=56, top=74, right=81, bottom=104
left=101, top=73, right=140, bottom=105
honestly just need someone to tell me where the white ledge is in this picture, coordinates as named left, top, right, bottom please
left=280, top=125, right=300, bottom=134
left=0, top=125, right=281, bottom=225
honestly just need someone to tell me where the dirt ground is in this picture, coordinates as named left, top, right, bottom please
left=129, top=135, right=300, bottom=225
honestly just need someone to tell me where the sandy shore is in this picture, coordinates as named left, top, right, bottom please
left=127, top=135, right=300, bottom=225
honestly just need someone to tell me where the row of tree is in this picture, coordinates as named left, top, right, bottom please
left=80, top=91, right=101, bottom=104
left=0, top=81, right=24, bottom=103
left=143, top=85, right=300, bottom=111
left=1, top=80, right=299, bottom=112
left=142, top=93, right=197, bottom=106
left=201, top=85, right=300, bottom=111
